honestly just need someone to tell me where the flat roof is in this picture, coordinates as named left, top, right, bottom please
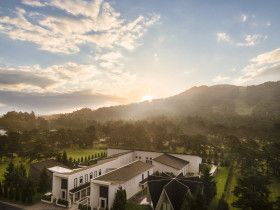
left=48, top=166, right=73, bottom=173
left=153, top=154, right=189, bottom=170
left=60, top=157, right=117, bottom=175
left=94, top=160, right=153, bottom=184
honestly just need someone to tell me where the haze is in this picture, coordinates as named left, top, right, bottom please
left=0, top=0, right=280, bottom=115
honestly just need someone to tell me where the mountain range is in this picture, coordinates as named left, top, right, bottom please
left=49, top=81, right=280, bottom=121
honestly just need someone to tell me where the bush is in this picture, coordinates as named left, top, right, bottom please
left=58, top=198, right=68, bottom=206
left=42, top=195, right=52, bottom=201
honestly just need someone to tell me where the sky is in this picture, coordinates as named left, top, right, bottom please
left=0, top=0, right=280, bottom=115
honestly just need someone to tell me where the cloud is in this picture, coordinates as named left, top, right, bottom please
left=0, top=67, right=56, bottom=89
left=213, top=75, right=230, bottom=82
left=241, top=14, right=247, bottom=22
left=22, top=0, right=45, bottom=7
left=235, top=47, right=280, bottom=84
left=0, top=90, right=124, bottom=114
left=0, top=0, right=160, bottom=54
left=237, top=34, right=261, bottom=46
left=217, top=33, right=230, bottom=42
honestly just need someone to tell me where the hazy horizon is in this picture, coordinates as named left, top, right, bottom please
left=0, top=0, right=280, bottom=115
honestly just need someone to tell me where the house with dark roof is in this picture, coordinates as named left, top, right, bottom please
left=90, top=160, right=153, bottom=209
left=147, top=173, right=203, bottom=210
left=28, top=159, right=70, bottom=185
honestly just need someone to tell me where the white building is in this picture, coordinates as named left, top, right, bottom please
left=51, top=148, right=202, bottom=209
left=90, top=160, right=153, bottom=209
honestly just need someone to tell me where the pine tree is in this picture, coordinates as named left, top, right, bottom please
left=3, top=162, right=14, bottom=187
left=9, top=185, right=14, bottom=200
left=56, top=153, right=61, bottom=162
left=62, top=151, right=68, bottom=165
left=81, top=157, right=83, bottom=162
left=85, top=156, right=87, bottom=161
left=200, top=166, right=217, bottom=204
left=15, top=185, right=20, bottom=201
left=26, top=178, right=35, bottom=204
left=95, top=154, right=97, bottom=158
left=112, top=187, right=126, bottom=210
left=88, top=155, right=90, bottom=160
left=0, top=182, right=2, bottom=197
left=3, top=184, right=8, bottom=198
left=78, top=158, right=80, bottom=163
left=98, top=153, right=100, bottom=157
left=91, top=154, right=94, bottom=159
left=37, top=166, right=51, bottom=193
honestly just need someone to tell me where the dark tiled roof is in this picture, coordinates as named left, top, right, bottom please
left=69, top=182, right=90, bottom=193
left=30, top=159, right=69, bottom=172
left=94, top=161, right=153, bottom=184
left=153, top=153, right=189, bottom=170
left=147, top=173, right=203, bottom=210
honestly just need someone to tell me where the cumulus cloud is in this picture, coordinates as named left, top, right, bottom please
left=237, top=34, right=261, bottom=46
left=213, top=75, right=230, bottom=82
left=217, top=33, right=230, bottom=42
left=235, top=47, right=280, bottom=84
left=0, top=0, right=160, bottom=54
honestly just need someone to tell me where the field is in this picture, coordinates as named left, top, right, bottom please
left=0, top=147, right=106, bottom=181
left=214, top=166, right=230, bottom=199
left=61, top=148, right=106, bottom=160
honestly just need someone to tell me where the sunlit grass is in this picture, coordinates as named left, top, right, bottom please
left=60, top=148, right=106, bottom=160
left=214, top=166, right=230, bottom=199
left=227, top=170, right=239, bottom=210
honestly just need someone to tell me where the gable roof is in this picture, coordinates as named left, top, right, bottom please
left=30, top=159, right=69, bottom=172
left=147, top=173, right=203, bottom=210
left=94, top=160, right=153, bottom=184
left=153, top=153, right=189, bottom=170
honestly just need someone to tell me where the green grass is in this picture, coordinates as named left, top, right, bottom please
left=60, top=148, right=106, bottom=160
left=214, top=166, right=230, bottom=199
left=126, top=202, right=152, bottom=210
left=269, top=176, right=280, bottom=201
left=227, top=170, right=239, bottom=210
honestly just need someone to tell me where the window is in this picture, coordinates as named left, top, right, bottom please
left=90, top=172, right=93, bottom=179
left=136, top=156, right=138, bottom=159
left=148, top=171, right=149, bottom=176
left=150, top=157, right=152, bottom=160
left=62, top=191, right=66, bottom=199
left=99, top=169, right=102, bottom=176
left=139, top=156, right=141, bottom=159
left=146, top=157, right=148, bottom=160
left=74, top=178, right=77, bottom=188
left=85, top=174, right=88, bottom=183
left=94, top=171, right=97, bottom=178
left=142, top=174, right=144, bottom=180
left=80, top=176, right=83, bottom=185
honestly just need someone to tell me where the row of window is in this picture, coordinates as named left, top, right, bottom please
left=74, top=169, right=102, bottom=188
left=135, top=156, right=153, bottom=160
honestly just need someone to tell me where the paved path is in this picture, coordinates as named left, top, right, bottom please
left=0, top=201, right=78, bottom=210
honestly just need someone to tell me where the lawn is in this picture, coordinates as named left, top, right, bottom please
left=269, top=176, right=280, bottom=201
left=214, top=166, right=230, bottom=199
left=227, top=170, right=239, bottom=210
left=126, top=202, right=152, bottom=210
left=60, top=148, right=106, bottom=160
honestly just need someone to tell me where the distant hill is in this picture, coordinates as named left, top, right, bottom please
left=49, top=81, right=280, bottom=122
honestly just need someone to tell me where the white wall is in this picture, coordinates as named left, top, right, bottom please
left=169, top=154, right=202, bottom=174
left=107, top=148, right=202, bottom=174
left=52, top=174, right=61, bottom=199
left=153, top=161, right=181, bottom=176
left=91, top=167, right=153, bottom=209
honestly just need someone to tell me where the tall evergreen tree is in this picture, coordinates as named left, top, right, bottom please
left=180, top=188, right=207, bottom=210
left=26, top=178, right=35, bottom=204
left=9, top=185, right=14, bottom=200
left=3, top=162, right=14, bottom=187
left=112, top=187, right=126, bottom=210
left=56, top=153, right=61, bottom=162
left=15, top=185, right=20, bottom=201
left=62, top=150, right=68, bottom=165
left=0, top=182, right=2, bottom=197
left=232, top=171, right=272, bottom=210
left=200, top=166, right=217, bottom=204
left=37, top=166, right=51, bottom=193
left=3, top=184, right=8, bottom=198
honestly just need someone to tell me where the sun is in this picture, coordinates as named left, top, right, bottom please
left=142, top=95, right=153, bottom=102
